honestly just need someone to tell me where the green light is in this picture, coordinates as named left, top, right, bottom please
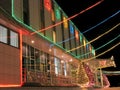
left=80, top=34, right=83, bottom=43
left=55, top=7, right=61, bottom=20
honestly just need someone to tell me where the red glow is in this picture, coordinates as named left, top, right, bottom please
left=0, top=84, right=21, bottom=87
left=0, top=30, right=23, bottom=87
left=18, top=28, right=30, bottom=35
left=31, top=0, right=104, bottom=35
left=19, top=30, right=23, bottom=85
left=44, top=0, right=52, bottom=11
left=75, top=30, right=79, bottom=40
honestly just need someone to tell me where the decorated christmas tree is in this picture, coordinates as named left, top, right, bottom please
left=77, top=62, right=89, bottom=87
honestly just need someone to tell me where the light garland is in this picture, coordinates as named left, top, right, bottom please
left=77, top=34, right=120, bottom=58
left=51, top=10, right=120, bottom=45
left=67, top=23, right=120, bottom=52
left=82, top=42, right=120, bottom=62
left=11, top=0, right=103, bottom=58
left=31, top=0, right=104, bottom=35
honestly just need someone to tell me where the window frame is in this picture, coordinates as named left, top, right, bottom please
left=0, top=24, right=19, bottom=48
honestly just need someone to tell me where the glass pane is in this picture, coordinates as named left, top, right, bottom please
left=0, top=25, right=7, bottom=43
left=10, top=31, right=18, bottom=47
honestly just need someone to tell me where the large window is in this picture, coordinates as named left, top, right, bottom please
left=0, top=25, right=19, bottom=48
left=10, top=31, right=19, bottom=47
left=53, top=30, right=56, bottom=42
left=63, top=62, right=67, bottom=76
left=0, top=25, right=7, bottom=43
left=23, top=0, right=30, bottom=25
left=54, top=57, right=61, bottom=75
left=40, top=0, right=45, bottom=35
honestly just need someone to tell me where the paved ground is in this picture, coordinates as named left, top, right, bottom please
left=0, top=87, right=120, bottom=90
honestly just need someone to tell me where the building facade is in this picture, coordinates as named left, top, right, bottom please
left=0, top=0, right=96, bottom=87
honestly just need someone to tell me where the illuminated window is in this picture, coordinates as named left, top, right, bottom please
left=10, top=31, right=19, bottom=47
left=0, top=25, right=7, bottom=43
left=53, top=30, right=56, bottom=42
left=63, top=62, right=67, bottom=76
left=44, top=0, right=52, bottom=11
left=86, top=44, right=89, bottom=51
left=80, top=34, right=83, bottom=43
left=92, top=49, right=95, bottom=56
left=69, top=23, right=74, bottom=34
left=52, top=10, right=55, bottom=21
left=83, top=39, right=86, bottom=46
left=75, top=30, right=79, bottom=40
left=55, top=7, right=61, bottom=20
left=89, top=44, right=92, bottom=51
left=54, top=58, right=61, bottom=75
left=63, top=17, right=68, bottom=28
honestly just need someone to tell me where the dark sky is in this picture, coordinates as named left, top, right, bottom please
left=55, top=0, right=120, bottom=70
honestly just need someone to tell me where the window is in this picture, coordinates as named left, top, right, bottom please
left=10, top=31, right=19, bottom=47
left=53, top=30, right=56, bottom=42
left=0, top=25, right=19, bottom=48
left=54, top=57, right=61, bottom=75
left=55, top=4, right=61, bottom=20
left=44, top=0, right=52, bottom=11
left=0, top=25, right=7, bottom=43
left=63, top=62, right=67, bottom=76
left=40, top=0, right=45, bottom=35
left=23, top=0, right=30, bottom=25
left=69, top=23, right=74, bottom=34
left=63, top=17, right=68, bottom=28
left=75, top=30, right=79, bottom=40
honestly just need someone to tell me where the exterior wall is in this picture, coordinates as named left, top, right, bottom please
left=0, top=43, right=21, bottom=85
left=0, top=0, right=11, bottom=14
left=29, top=0, right=40, bottom=30
left=13, top=0, right=23, bottom=21
left=0, top=15, right=21, bottom=85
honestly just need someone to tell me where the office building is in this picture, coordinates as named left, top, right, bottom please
left=0, top=0, right=96, bottom=87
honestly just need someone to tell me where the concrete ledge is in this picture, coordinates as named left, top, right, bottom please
left=0, top=87, right=120, bottom=90
left=0, top=86, right=81, bottom=90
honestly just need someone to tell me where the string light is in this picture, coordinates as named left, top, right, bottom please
left=103, top=71, right=120, bottom=74
left=77, top=34, right=120, bottom=58
left=54, top=10, right=120, bottom=45
left=31, top=0, right=104, bottom=35
left=82, top=10, right=120, bottom=34
left=11, top=0, right=118, bottom=60
left=11, top=0, right=103, bottom=58
left=67, top=23, right=120, bottom=52
left=82, top=42, right=120, bottom=62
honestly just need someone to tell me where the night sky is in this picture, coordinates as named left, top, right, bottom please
left=55, top=0, right=120, bottom=71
